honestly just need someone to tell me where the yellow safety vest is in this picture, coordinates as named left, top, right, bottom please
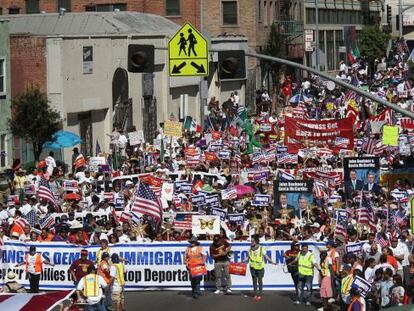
left=96, top=247, right=110, bottom=265
left=341, top=275, right=354, bottom=295
left=113, top=263, right=125, bottom=287
left=83, top=274, right=99, bottom=297
left=249, top=246, right=265, bottom=270
left=298, top=252, right=315, bottom=276
left=321, top=257, right=330, bottom=277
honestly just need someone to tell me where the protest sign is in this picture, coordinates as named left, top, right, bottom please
left=164, top=121, right=183, bottom=138
left=382, top=125, right=399, bottom=146
left=192, top=215, right=220, bottom=234
left=211, top=208, right=227, bottom=221
left=273, top=181, right=313, bottom=217
left=221, top=188, right=237, bottom=200
left=346, top=242, right=364, bottom=256
left=88, top=157, right=106, bottom=173
left=285, top=116, right=354, bottom=153
left=63, top=180, right=78, bottom=192
left=205, top=194, right=220, bottom=207
left=351, top=276, right=371, bottom=298
left=228, top=213, right=246, bottom=226
left=128, top=131, right=145, bottom=146
left=24, top=184, right=36, bottom=195
left=0, top=241, right=322, bottom=291
left=252, top=194, right=271, bottom=206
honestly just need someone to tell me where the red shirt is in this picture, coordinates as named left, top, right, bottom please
left=69, top=259, right=94, bottom=281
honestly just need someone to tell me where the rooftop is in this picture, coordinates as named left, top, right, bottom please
left=1, top=11, right=180, bottom=37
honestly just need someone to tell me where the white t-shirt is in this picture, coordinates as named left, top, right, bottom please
left=45, top=156, right=56, bottom=176
left=77, top=274, right=107, bottom=305
left=26, top=254, right=47, bottom=275
left=110, top=264, right=126, bottom=292
left=0, top=209, right=10, bottom=221
left=362, top=242, right=381, bottom=255
left=390, top=242, right=409, bottom=267
left=20, top=204, right=33, bottom=216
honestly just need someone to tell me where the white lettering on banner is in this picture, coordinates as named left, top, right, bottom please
left=0, top=241, right=323, bottom=290
left=52, top=212, right=111, bottom=225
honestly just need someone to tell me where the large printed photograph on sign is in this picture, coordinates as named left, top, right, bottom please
left=343, top=157, right=380, bottom=199
left=273, top=181, right=313, bottom=219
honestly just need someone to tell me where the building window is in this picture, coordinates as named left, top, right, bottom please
left=0, top=58, right=5, bottom=96
left=222, top=1, right=238, bottom=25
left=57, top=0, right=71, bottom=12
left=25, top=0, right=39, bottom=13
left=86, top=3, right=126, bottom=12
left=166, top=0, right=180, bottom=16
left=0, top=134, right=6, bottom=168
left=8, top=7, right=20, bottom=14
left=258, top=0, right=262, bottom=22
left=0, top=8, right=3, bottom=15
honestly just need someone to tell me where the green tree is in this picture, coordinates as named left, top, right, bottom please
left=9, top=85, right=61, bottom=161
left=359, top=26, right=390, bottom=62
left=263, top=23, right=287, bottom=90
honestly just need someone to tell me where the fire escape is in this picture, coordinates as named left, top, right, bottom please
left=274, top=0, right=305, bottom=60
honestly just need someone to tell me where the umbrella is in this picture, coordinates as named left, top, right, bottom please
left=43, top=130, right=81, bottom=149
left=235, top=185, right=254, bottom=197
left=64, top=192, right=81, bottom=201
left=289, top=93, right=310, bottom=104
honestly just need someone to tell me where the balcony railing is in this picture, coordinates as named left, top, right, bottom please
left=274, top=20, right=304, bottom=37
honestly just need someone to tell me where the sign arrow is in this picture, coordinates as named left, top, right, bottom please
left=190, top=62, right=205, bottom=73
left=172, top=62, right=186, bottom=74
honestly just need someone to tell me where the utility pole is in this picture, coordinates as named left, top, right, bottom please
left=315, top=0, right=320, bottom=71
left=199, top=0, right=206, bottom=131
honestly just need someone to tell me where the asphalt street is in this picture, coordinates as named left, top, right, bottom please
left=125, top=291, right=315, bottom=311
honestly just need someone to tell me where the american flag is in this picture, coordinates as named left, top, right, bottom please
left=392, top=209, right=406, bottom=225
left=38, top=176, right=57, bottom=206
left=119, top=211, right=132, bottom=223
left=131, top=182, right=163, bottom=223
left=278, top=169, right=295, bottom=181
left=317, top=148, right=334, bottom=159
left=15, top=217, right=30, bottom=230
left=358, top=193, right=376, bottom=232
left=335, top=209, right=348, bottom=240
left=173, top=213, right=193, bottom=230
left=277, top=153, right=298, bottom=164
left=314, top=180, right=329, bottom=200
left=23, top=209, right=37, bottom=227
left=150, top=186, right=162, bottom=198
left=362, top=137, right=376, bottom=155
left=376, top=232, right=389, bottom=248
left=39, top=213, right=55, bottom=229
left=373, top=141, right=388, bottom=156
left=334, top=137, right=350, bottom=148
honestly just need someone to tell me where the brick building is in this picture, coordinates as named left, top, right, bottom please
left=0, top=0, right=200, bottom=28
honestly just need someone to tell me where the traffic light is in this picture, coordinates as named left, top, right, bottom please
left=128, top=44, right=154, bottom=73
left=218, top=50, right=246, bottom=80
left=387, top=5, right=392, bottom=25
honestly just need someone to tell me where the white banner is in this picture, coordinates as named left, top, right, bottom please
left=0, top=241, right=322, bottom=291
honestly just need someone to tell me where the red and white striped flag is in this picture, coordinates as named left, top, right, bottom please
left=399, top=117, right=414, bottom=130
left=173, top=213, right=193, bottom=230
left=15, top=217, right=30, bottom=230
left=0, top=290, right=74, bottom=310
left=131, top=182, right=163, bottom=223
left=38, top=176, right=57, bottom=207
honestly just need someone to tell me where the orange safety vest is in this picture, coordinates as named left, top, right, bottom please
left=328, top=249, right=338, bottom=274
left=98, top=260, right=111, bottom=284
left=25, top=253, right=43, bottom=273
left=348, top=297, right=364, bottom=311
left=185, top=246, right=204, bottom=268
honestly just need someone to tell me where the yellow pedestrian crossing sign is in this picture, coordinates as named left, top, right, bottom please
left=169, top=23, right=208, bottom=77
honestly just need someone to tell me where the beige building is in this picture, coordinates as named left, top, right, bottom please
left=3, top=12, right=246, bottom=165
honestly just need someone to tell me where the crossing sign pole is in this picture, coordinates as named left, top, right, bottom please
left=168, top=23, right=209, bottom=77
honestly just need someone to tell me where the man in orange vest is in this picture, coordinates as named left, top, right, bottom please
left=348, top=288, right=364, bottom=311
left=185, top=236, right=206, bottom=299
left=327, top=240, right=340, bottom=303
left=15, top=245, right=54, bottom=293
left=97, top=252, right=112, bottom=309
